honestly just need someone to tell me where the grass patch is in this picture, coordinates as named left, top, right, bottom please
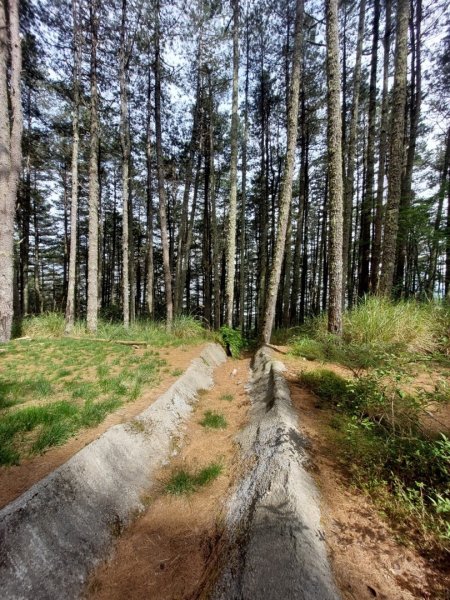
left=220, top=325, right=245, bottom=358
left=171, top=368, right=183, bottom=377
left=20, top=313, right=212, bottom=347
left=165, top=462, right=223, bottom=495
left=219, top=393, right=234, bottom=402
left=0, top=337, right=166, bottom=464
left=199, top=411, right=227, bottom=429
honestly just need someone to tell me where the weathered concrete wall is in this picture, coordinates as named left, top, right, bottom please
left=0, top=343, right=226, bottom=600
left=210, top=346, right=341, bottom=600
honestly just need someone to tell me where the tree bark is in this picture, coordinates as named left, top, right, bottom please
left=358, top=0, right=380, bottom=297
left=65, top=0, right=81, bottom=332
left=154, top=0, right=173, bottom=328
left=379, top=0, right=409, bottom=295
left=326, top=0, right=344, bottom=334
left=87, top=0, right=100, bottom=332
left=371, top=0, right=392, bottom=292
left=225, top=0, right=240, bottom=327
left=342, top=0, right=366, bottom=304
left=261, top=0, right=304, bottom=344
left=145, top=71, right=154, bottom=318
left=0, top=0, right=22, bottom=342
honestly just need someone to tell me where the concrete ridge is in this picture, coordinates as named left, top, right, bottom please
left=0, top=342, right=227, bottom=600
left=210, top=345, right=341, bottom=600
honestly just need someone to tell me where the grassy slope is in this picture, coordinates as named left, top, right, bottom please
left=283, top=298, right=450, bottom=559
left=0, top=315, right=214, bottom=466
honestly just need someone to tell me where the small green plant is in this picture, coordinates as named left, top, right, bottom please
left=220, top=325, right=244, bottom=358
left=220, top=393, right=234, bottom=402
left=171, top=368, right=183, bottom=377
left=291, top=337, right=326, bottom=361
left=165, top=462, right=223, bottom=495
left=300, top=369, right=348, bottom=405
left=200, top=411, right=227, bottom=429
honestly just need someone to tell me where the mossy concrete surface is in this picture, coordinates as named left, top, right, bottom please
left=0, top=343, right=227, bottom=600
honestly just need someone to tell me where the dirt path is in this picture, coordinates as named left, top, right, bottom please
left=0, top=344, right=206, bottom=509
left=278, top=349, right=450, bottom=600
left=85, top=357, right=251, bottom=600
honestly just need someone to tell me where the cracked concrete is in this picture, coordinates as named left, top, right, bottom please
left=0, top=343, right=227, bottom=600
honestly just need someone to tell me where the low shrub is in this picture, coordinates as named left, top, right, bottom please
left=220, top=325, right=244, bottom=358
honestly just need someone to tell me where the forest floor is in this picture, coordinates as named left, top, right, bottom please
left=0, top=340, right=208, bottom=508
left=85, top=356, right=251, bottom=600
left=274, top=346, right=450, bottom=600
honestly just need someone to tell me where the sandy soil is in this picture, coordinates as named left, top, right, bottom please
left=278, top=349, right=450, bottom=600
left=0, top=344, right=207, bottom=509
left=85, top=357, right=251, bottom=600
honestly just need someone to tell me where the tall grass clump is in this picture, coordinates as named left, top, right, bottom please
left=290, top=297, right=448, bottom=368
left=21, top=313, right=66, bottom=338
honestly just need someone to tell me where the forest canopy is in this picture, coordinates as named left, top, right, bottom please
left=0, top=0, right=449, bottom=343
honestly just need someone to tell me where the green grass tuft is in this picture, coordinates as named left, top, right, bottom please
left=199, top=411, right=227, bottom=429
left=219, top=393, right=234, bottom=402
left=165, top=462, right=223, bottom=495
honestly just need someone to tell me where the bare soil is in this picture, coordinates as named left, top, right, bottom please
left=0, top=344, right=207, bottom=509
left=85, top=357, right=251, bottom=600
left=277, top=348, right=450, bottom=600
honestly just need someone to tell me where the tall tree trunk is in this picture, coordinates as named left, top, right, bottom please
left=326, top=0, right=344, bottom=334
left=87, top=0, right=100, bottom=332
left=65, top=0, right=81, bottom=332
left=379, top=0, right=409, bottom=295
left=261, top=0, right=304, bottom=344
left=342, top=0, right=366, bottom=304
left=0, top=0, right=22, bottom=342
left=358, top=0, right=380, bottom=297
left=429, top=127, right=450, bottom=295
left=146, top=71, right=154, bottom=318
left=119, top=0, right=131, bottom=328
left=154, top=0, right=173, bottom=328
left=239, top=14, right=249, bottom=334
left=225, top=0, right=240, bottom=327
left=394, top=0, right=422, bottom=293
left=371, top=0, right=392, bottom=292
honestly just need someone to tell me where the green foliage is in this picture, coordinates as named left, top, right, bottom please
left=219, top=393, right=234, bottom=402
left=199, top=410, right=227, bottom=429
left=301, top=366, right=450, bottom=552
left=219, top=325, right=244, bottom=358
left=165, top=462, right=223, bottom=495
left=300, top=369, right=348, bottom=405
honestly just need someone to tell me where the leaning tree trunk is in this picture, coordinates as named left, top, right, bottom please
left=154, top=0, right=173, bottom=328
left=225, top=0, right=240, bottom=327
left=326, top=0, right=344, bottom=335
left=65, top=0, right=81, bottom=333
left=87, top=0, right=100, bottom=332
left=0, top=0, right=22, bottom=343
left=378, top=0, right=409, bottom=296
left=261, top=0, right=304, bottom=344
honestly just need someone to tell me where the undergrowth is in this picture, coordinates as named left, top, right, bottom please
left=220, top=325, right=245, bottom=358
left=289, top=297, right=450, bottom=369
left=19, top=313, right=212, bottom=347
left=300, top=366, right=450, bottom=556
left=165, top=462, right=223, bottom=495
